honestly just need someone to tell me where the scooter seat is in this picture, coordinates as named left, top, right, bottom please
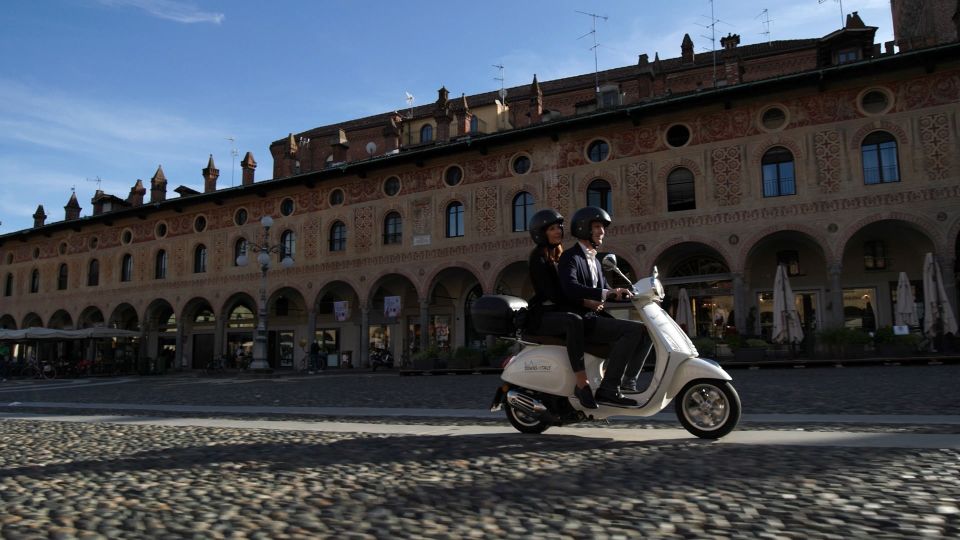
left=521, top=333, right=610, bottom=359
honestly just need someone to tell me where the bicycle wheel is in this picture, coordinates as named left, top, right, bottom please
left=40, top=361, right=57, bottom=379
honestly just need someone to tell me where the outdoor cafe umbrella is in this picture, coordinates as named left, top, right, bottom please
left=922, top=253, right=958, bottom=337
left=894, top=272, right=919, bottom=327
left=675, top=288, right=694, bottom=338
left=771, top=264, right=804, bottom=344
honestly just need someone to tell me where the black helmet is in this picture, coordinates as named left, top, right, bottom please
left=571, top=206, right=612, bottom=241
left=528, top=209, right=564, bottom=247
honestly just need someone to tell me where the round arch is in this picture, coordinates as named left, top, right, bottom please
left=0, top=314, right=17, bottom=330
left=144, top=298, right=177, bottom=369
left=427, top=266, right=483, bottom=350
left=22, top=312, right=43, bottom=328
left=47, top=309, right=74, bottom=330
left=365, top=272, right=420, bottom=361
left=491, top=259, right=530, bottom=299
left=78, top=306, right=105, bottom=329
left=108, top=303, right=139, bottom=331
left=181, top=297, right=215, bottom=370
left=653, top=242, right=734, bottom=339
left=311, top=280, right=362, bottom=368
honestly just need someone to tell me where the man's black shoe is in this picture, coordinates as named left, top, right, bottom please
left=620, top=383, right=641, bottom=394
left=574, top=384, right=599, bottom=409
left=595, top=388, right=638, bottom=407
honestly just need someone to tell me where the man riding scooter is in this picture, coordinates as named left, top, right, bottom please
left=558, top=206, right=649, bottom=406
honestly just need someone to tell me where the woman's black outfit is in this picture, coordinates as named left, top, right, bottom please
left=526, top=248, right=586, bottom=372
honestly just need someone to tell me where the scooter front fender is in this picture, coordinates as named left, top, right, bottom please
left=667, top=357, right=732, bottom=400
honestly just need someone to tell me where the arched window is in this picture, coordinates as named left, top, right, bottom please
left=120, top=254, right=133, bottom=282
left=30, top=269, right=39, bottom=293
left=761, top=146, right=796, bottom=197
left=57, top=263, right=68, bottom=290
left=667, top=168, right=696, bottom=212
left=194, top=244, right=207, bottom=273
left=587, top=179, right=612, bottom=214
left=383, top=212, right=402, bottom=245
left=446, top=201, right=465, bottom=238
left=280, top=230, right=296, bottom=262
left=420, top=124, right=433, bottom=143
left=330, top=221, right=347, bottom=252
left=87, top=259, right=99, bottom=286
left=512, top=192, right=534, bottom=232
left=862, top=131, right=900, bottom=184
left=234, top=238, right=247, bottom=266
left=3, top=273, right=12, bottom=297
left=155, top=250, right=167, bottom=279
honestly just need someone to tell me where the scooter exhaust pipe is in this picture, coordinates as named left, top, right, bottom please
left=506, top=389, right=547, bottom=417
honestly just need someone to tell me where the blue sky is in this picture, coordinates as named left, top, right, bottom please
left=0, top=0, right=893, bottom=233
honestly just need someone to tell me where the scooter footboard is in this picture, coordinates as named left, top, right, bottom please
left=666, top=357, right=732, bottom=400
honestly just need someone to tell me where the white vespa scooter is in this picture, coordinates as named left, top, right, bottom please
left=472, top=256, right=741, bottom=439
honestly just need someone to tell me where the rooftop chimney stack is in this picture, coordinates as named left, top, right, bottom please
left=64, top=192, right=81, bottom=220
left=150, top=165, right=167, bottom=203
left=241, top=152, right=257, bottom=185
left=202, top=155, right=219, bottom=193
left=33, top=205, right=47, bottom=228
left=127, top=179, right=146, bottom=207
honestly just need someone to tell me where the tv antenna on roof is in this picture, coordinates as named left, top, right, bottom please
left=226, top=136, right=238, bottom=186
left=818, top=0, right=845, bottom=28
left=86, top=176, right=102, bottom=191
left=492, top=64, right=507, bottom=102
left=404, top=91, right=415, bottom=119
left=696, top=0, right=731, bottom=87
left=576, top=10, right=608, bottom=93
left=756, top=9, right=773, bottom=44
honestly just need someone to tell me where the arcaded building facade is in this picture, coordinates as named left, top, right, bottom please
left=2, top=2, right=959, bottom=370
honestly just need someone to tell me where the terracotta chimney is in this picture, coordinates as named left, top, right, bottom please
left=127, top=179, right=146, bottom=207
left=383, top=114, right=402, bottom=153
left=681, top=33, right=695, bottom=64
left=202, top=154, right=219, bottom=193
left=455, top=93, right=473, bottom=136
left=150, top=165, right=167, bottom=203
left=433, top=86, right=452, bottom=142
left=528, top=74, right=543, bottom=125
left=64, top=192, right=81, bottom=220
left=33, top=205, right=47, bottom=228
left=329, top=129, right=349, bottom=163
left=241, top=152, right=257, bottom=185
left=720, top=33, right=740, bottom=50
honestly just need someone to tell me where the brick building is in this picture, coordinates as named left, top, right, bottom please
left=1, top=1, right=959, bottom=371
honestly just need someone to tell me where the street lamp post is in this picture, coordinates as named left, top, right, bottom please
left=236, top=215, right=293, bottom=372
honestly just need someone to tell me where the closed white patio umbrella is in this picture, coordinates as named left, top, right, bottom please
left=922, top=253, right=958, bottom=337
left=675, top=288, right=695, bottom=338
left=894, top=272, right=919, bottom=327
left=771, top=264, right=804, bottom=344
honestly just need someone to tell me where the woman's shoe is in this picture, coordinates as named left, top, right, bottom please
left=574, top=384, right=599, bottom=409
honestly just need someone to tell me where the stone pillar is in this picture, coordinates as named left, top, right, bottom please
left=419, top=298, right=430, bottom=351
left=937, top=256, right=958, bottom=321
left=827, top=262, right=844, bottom=328
left=214, top=316, right=225, bottom=361
left=732, top=272, right=747, bottom=333
left=176, top=319, right=187, bottom=369
left=360, top=306, right=370, bottom=368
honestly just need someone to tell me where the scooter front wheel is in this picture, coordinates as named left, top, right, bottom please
left=675, top=379, right=741, bottom=439
left=505, top=404, right=551, bottom=434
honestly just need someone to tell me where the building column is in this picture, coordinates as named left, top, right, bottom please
left=938, top=256, right=958, bottom=317
left=213, top=317, right=225, bottom=359
left=827, top=262, right=844, bottom=328
left=419, top=298, right=430, bottom=350
left=176, top=319, right=187, bottom=369
left=732, top=272, right=747, bottom=333
left=359, top=306, right=369, bottom=368
left=305, top=309, right=317, bottom=371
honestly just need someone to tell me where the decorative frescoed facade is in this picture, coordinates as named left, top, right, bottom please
left=1, top=3, right=958, bottom=370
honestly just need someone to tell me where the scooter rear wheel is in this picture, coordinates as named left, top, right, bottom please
left=675, top=379, right=741, bottom=439
left=505, top=404, right=551, bottom=434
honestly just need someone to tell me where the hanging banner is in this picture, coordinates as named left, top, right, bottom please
left=334, top=301, right=350, bottom=322
left=384, top=296, right=402, bottom=318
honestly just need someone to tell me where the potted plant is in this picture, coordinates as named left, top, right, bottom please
left=818, top=327, right=871, bottom=359
left=873, top=326, right=921, bottom=357
left=411, top=346, right=439, bottom=370
left=730, top=336, right=768, bottom=362
left=691, top=337, right=716, bottom=357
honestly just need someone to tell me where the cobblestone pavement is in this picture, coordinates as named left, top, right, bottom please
left=0, top=364, right=957, bottom=538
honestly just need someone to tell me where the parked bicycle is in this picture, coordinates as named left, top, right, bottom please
left=203, top=354, right=228, bottom=375
left=27, top=356, right=57, bottom=379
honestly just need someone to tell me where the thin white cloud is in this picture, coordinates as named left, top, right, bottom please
left=98, top=0, right=224, bottom=24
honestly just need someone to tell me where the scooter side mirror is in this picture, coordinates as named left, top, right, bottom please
left=601, top=254, right=618, bottom=272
